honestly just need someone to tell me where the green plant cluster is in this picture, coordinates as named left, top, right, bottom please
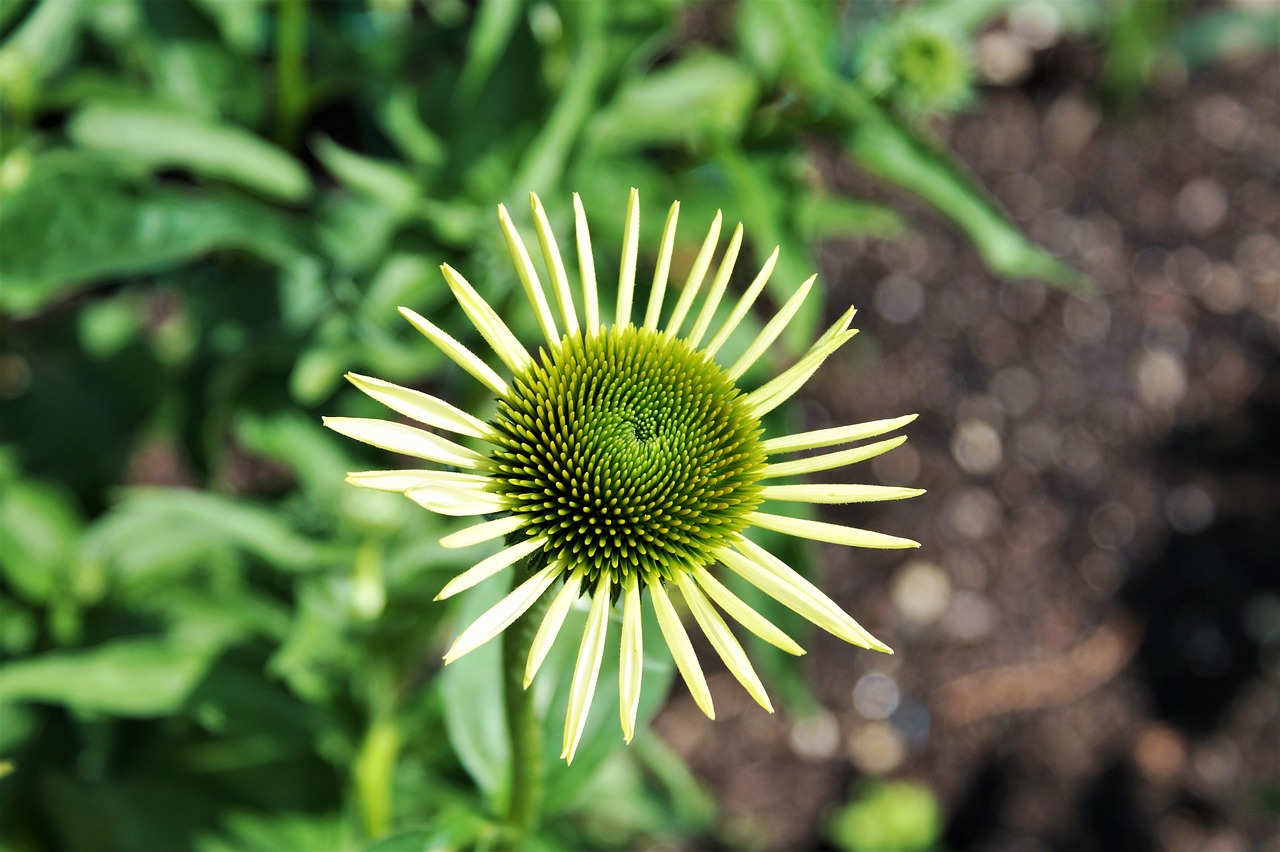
left=0, top=0, right=1114, bottom=848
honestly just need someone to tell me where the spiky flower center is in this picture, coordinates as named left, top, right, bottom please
left=487, top=325, right=766, bottom=582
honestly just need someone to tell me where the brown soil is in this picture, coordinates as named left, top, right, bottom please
left=653, top=46, right=1280, bottom=852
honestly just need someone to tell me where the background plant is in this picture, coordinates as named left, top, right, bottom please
left=2, top=0, right=1273, bottom=848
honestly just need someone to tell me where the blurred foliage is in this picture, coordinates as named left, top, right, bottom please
left=828, top=780, right=942, bottom=852
left=0, top=0, right=1238, bottom=848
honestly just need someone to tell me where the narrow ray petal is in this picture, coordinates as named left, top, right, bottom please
left=744, top=305, right=859, bottom=416
left=443, top=559, right=565, bottom=663
left=648, top=574, right=715, bottom=719
left=686, top=222, right=743, bottom=348
left=665, top=211, right=722, bottom=337
left=573, top=193, right=600, bottom=333
left=721, top=540, right=891, bottom=652
left=347, top=469, right=487, bottom=492
left=530, top=193, right=579, bottom=335
left=726, top=274, right=816, bottom=381
left=691, top=565, right=804, bottom=656
left=406, top=485, right=502, bottom=517
left=703, top=246, right=779, bottom=358
left=323, top=417, right=484, bottom=469
left=346, top=373, right=495, bottom=440
left=440, top=263, right=533, bottom=374
left=563, top=573, right=612, bottom=763
left=760, top=484, right=926, bottom=504
left=762, top=414, right=919, bottom=454
left=435, top=536, right=546, bottom=600
left=498, top=203, right=559, bottom=346
left=643, top=201, right=680, bottom=330
left=746, top=329, right=858, bottom=418
left=398, top=306, right=508, bottom=398
left=745, top=511, right=920, bottom=549
left=818, top=304, right=858, bottom=341
left=439, top=515, right=526, bottom=549
left=762, top=436, right=909, bottom=478
left=526, top=568, right=585, bottom=687
left=674, top=572, right=773, bottom=712
left=619, top=573, right=644, bottom=742
left=616, top=187, right=640, bottom=328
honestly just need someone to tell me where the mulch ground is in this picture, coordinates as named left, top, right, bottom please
left=653, top=43, right=1280, bottom=852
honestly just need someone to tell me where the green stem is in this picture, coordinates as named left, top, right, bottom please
left=498, top=549, right=551, bottom=848
left=275, top=0, right=307, bottom=148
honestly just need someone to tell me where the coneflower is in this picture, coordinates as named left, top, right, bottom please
left=326, top=190, right=921, bottom=763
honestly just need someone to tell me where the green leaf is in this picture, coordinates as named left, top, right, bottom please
left=845, top=112, right=1091, bottom=293
left=82, top=489, right=326, bottom=590
left=1171, top=6, right=1280, bottom=68
left=363, top=805, right=493, bottom=852
left=0, top=470, right=82, bottom=603
left=377, top=86, right=447, bottom=167
left=0, top=166, right=308, bottom=315
left=795, top=193, right=907, bottom=240
left=67, top=104, right=311, bottom=201
left=0, top=636, right=220, bottom=716
left=829, top=780, right=942, bottom=852
left=456, top=0, right=527, bottom=103
left=312, top=135, right=419, bottom=214
left=0, top=0, right=82, bottom=110
left=588, top=51, right=758, bottom=150
left=194, top=810, right=347, bottom=852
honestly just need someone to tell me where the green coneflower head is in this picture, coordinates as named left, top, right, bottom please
left=325, top=190, right=922, bottom=762
left=491, top=324, right=766, bottom=582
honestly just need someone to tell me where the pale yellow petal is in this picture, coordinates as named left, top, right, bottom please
left=720, top=540, right=890, bottom=652
left=405, top=485, right=502, bottom=517
left=726, top=274, right=816, bottom=381
left=530, top=192, right=579, bottom=335
left=345, top=372, right=495, bottom=440
left=323, top=417, right=484, bottom=469
left=345, top=469, right=486, bottom=493
left=647, top=574, right=714, bottom=719
left=439, top=515, right=527, bottom=549
left=762, top=414, right=918, bottom=455
left=643, top=201, right=680, bottom=330
left=573, top=193, right=600, bottom=333
left=562, top=573, right=612, bottom=763
left=759, top=484, right=925, bottom=504
left=435, top=536, right=546, bottom=600
left=762, top=435, right=908, bottom=478
left=440, top=263, right=533, bottom=374
left=744, top=306, right=859, bottom=417
left=525, top=568, right=584, bottom=687
left=665, top=211, right=722, bottom=338
left=686, top=222, right=743, bottom=348
left=746, top=510, right=920, bottom=549
left=619, top=573, right=644, bottom=742
left=674, top=571, right=773, bottom=712
left=498, top=204, right=559, bottom=346
left=443, top=559, right=565, bottom=663
left=616, top=187, right=640, bottom=328
left=398, top=306, right=509, bottom=398
left=691, top=565, right=804, bottom=656
left=703, top=246, right=779, bottom=358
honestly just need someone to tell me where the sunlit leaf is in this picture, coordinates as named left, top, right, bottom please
left=312, top=135, right=419, bottom=214
left=588, top=51, right=758, bottom=150
left=0, top=636, right=221, bottom=716
left=0, top=168, right=309, bottom=315
left=68, top=104, right=311, bottom=201
left=0, top=467, right=82, bottom=603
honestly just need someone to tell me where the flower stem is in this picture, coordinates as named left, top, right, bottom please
left=499, top=549, right=550, bottom=848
